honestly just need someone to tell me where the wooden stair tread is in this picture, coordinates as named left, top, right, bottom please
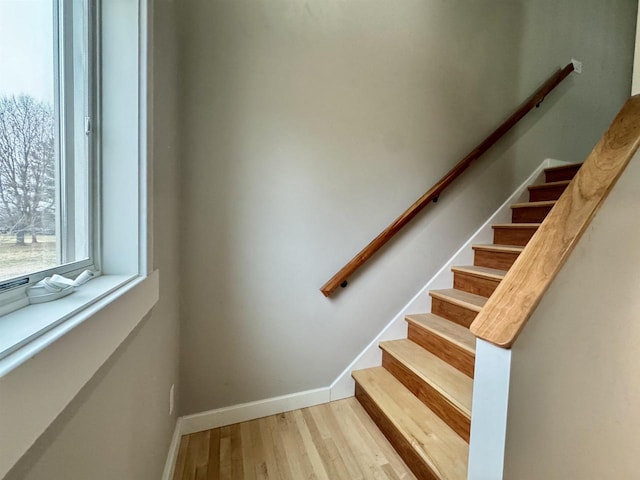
left=491, top=223, right=541, bottom=229
left=510, top=200, right=556, bottom=209
left=430, top=288, right=487, bottom=312
left=353, top=367, right=469, bottom=479
left=380, top=339, right=473, bottom=416
left=451, top=265, right=507, bottom=281
left=527, top=180, right=571, bottom=190
left=406, top=313, right=476, bottom=354
left=471, top=244, right=524, bottom=253
left=543, top=162, right=582, bottom=173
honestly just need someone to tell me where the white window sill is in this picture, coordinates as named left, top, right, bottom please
left=0, top=275, right=136, bottom=375
left=0, top=270, right=159, bottom=478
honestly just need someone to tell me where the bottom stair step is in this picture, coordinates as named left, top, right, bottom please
left=353, top=367, right=468, bottom=480
left=381, top=339, right=472, bottom=442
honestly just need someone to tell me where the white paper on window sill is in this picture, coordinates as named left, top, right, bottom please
left=26, top=270, right=100, bottom=304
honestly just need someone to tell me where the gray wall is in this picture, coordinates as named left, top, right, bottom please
left=503, top=149, right=640, bottom=479
left=177, top=0, right=636, bottom=414
left=4, top=1, right=181, bottom=479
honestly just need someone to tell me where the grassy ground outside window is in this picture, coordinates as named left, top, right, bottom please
left=0, top=235, right=57, bottom=282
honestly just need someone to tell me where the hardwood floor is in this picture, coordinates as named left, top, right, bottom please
left=172, top=398, right=417, bottom=480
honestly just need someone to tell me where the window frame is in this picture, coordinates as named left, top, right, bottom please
left=0, top=0, right=152, bottom=355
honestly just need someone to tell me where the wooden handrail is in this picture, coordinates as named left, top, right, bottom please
left=321, top=62, right=576, bottom=297
left=470, top=95, right=640, bottom=347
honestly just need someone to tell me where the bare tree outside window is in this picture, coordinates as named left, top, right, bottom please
left=0, top=1, right=58, bottom=281
left=0, top=95, right=56, bottom=246
left=0, top=1, right=92, bottom=283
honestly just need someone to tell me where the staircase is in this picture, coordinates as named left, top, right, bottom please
left=351, top=162, right=582, bottom=480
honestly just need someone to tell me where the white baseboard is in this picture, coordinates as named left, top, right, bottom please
left=161, top=418, right=183, bottom=480
left=161, top=159, right=569, bottom=477
left=179, top=387, right=330, bottom=435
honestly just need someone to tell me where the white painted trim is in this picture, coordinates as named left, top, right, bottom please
left=179, top=387, right=331, bottom=435
left=140, top=0, right=153, bottom=277
left=161, top=159, right=571, bottom=476
left=0, top=275, right=138, bottom=375
left=633, top=2, right=640, bottom=96
left=161, top=418, right=183, bottom=480
left=467, top=340, right=512, bottom=480
left=101, top=0, right=144, bottom=276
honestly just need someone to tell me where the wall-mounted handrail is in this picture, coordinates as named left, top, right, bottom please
left=321, top=62, right=576, bottom=297
left=470, top=95, right=640, bottom=348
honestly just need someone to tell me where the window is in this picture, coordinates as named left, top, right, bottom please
left=0, top=1, right=153, bottom=473
left=0, top=0, right=96, bottom=292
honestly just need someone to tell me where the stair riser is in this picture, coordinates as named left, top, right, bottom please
left=431, top=297, right=477, bottom=328
left=493, top=227, right=537, bottom=246
left=382, top=352, right=470, bottom=442
left=354, top=383, right=440, bottom=480
left=473, top=249, right=520, bottom=270
left=545, top=167, right=580, bottom=183
left=529, top=184, right=568, bottom=202
left=512, top=205, right=553, bottom=223
left=453, top=271, right=500, bottom=298
left=407, top=323, right=475, bottom=378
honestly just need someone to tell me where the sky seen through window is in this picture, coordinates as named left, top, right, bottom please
left=0, top=0, right=54, bottom=103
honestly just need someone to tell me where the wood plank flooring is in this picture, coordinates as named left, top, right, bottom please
left=172, top=398, right=417, bottom=480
